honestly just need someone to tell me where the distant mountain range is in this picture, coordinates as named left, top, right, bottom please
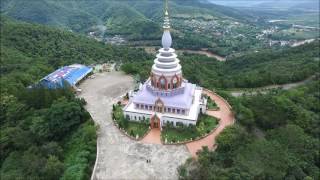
left=0, top=0, right=253, bottom=34
left=207, top=0, right=320, bottom=10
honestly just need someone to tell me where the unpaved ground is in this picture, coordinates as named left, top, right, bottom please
left=230, top=75, right=316, bottom=97
left=79, top=71, right=190, bottom=180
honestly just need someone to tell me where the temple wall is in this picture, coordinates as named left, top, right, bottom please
left=162, top=116, right=197, bottom=126
left=123, top=111, right=152, bottom=122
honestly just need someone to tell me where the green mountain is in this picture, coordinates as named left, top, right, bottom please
left=0, top=0, right=99, bottom=32
left=0, top=0, right=254, bottom=39
left=2, top=0, right=319, bottom=57
left=0, top=0, right=249, bottom=28
left=0, top=16, right=151, bottom=94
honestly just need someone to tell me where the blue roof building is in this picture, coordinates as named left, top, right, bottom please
left=39, top=64, right=93, bottom=88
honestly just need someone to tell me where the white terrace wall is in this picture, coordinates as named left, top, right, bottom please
left=123, top=111, right=152, bottom=122
left=161, top=116, right=197, bottom=127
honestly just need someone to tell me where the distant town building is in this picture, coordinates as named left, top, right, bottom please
left=38, top=64, right=92, bottom=88
left=123, top=4, right=207, bottom=129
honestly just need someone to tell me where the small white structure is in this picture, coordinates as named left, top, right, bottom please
left=123, top=6, right=207, bottom=130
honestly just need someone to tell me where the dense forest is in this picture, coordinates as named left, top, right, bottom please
left=179, top=78, right=320, bottom=179
left=0, top=16, right=151, bottom=179
left=0, top=16, right=152, bottom=94
left=0, top=0, right=266, bottom=55
left=122, top=40, right=319, bottom=89
left=2, top=0, right=318, bottom=57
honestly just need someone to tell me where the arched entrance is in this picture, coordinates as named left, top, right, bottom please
left=154, top=98, right=164, bottom=113
left=150, top=114, right=160, bottom=129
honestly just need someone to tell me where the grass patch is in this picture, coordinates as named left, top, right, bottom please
left=112, top=104, right=149, bottom=138
left=126, top=121, right=149, bottom=138
left=207, top=96, right=218, bottom=110
left=161, top=114, right=218, bottom=143
left=61, top=121, right=97, bottom=180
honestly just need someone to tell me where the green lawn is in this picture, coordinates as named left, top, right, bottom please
left=112, top=104, right=149, bottom=138
left=161, top=114, right=218, bottom=143
left=207, top=97, right=218, bottom=110
left=126, top=121, right=149, bottom=138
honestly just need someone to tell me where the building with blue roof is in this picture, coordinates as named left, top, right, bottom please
left=39, top=64, right=93, bottom=89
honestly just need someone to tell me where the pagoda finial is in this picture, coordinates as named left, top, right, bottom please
left=165, top=0, right=169, bottom=16
left=162, top=0, right=172, bottom=49
left=163, top=0, right=170, bottom=29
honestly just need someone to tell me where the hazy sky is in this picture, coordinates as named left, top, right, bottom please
left=207, top=0, right=319, bottom=8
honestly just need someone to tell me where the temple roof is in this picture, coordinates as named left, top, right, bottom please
left=132, top=82, right=195, bottom=109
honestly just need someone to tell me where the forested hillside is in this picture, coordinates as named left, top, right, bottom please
left=2, top=0, right=319, bottom=57
left=0, top=0, right=249, bottom=33
left=0, top=16, right=151, bottom=94
left=122, top=40, right=320, bottom=88
left=1, top=0, right=262, bottom=55
left=179, top=77, right=320, bottom=179
left=0, top=17, right=150, bottom=179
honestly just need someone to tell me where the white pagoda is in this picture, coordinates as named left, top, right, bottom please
left=123, top=3, right=207, bottom=129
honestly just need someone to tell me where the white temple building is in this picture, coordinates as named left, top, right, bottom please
left=123, top=5, right=207, bottom=130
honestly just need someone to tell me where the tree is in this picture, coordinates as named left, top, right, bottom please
left=44, top=97, right=85, bottom=140
left=236, top=105, right=254, bottom=129
left=43, top=155, right=64, bottom=180
left=234, top=140, right=290, bottom=179
left=267, top=125, right=320, bottom=178
left=216, top=125, right=251, bottom=155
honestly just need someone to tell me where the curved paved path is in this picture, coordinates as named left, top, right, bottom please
left=79, top=72, right=190, bottom=180
left=140, top=89, right=235, bottom=157
left=186, top=90, right=235, bottom=157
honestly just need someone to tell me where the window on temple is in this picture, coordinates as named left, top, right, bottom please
left=160, top=78, right=166, bottom=89
left=182, top=110, right=185, bottom=114
left=176, top=122, right=183, bottom=127
left=168, top=108, right=171, bottom=112
left=172, top=108, right=176, bottom=113
left=172, top=76, right=178, bottom=88
left=177, top=109, right=180, bottom=114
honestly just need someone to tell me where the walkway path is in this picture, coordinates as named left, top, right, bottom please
left=230, top=75, right=317, bottom=97
left=141, top=129, right=161, bottom=144
left=140, top=89, right=235, bottom=157
left=186, top=90, right=235, bottom=157
left=79, top=71, right=190, bottom=180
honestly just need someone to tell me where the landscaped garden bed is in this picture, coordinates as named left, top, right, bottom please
left=161, top=114, right=218, bottom=144
left=112, top=104, right=149, bottom=139
left=206, top=95, right=219, bottom=110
